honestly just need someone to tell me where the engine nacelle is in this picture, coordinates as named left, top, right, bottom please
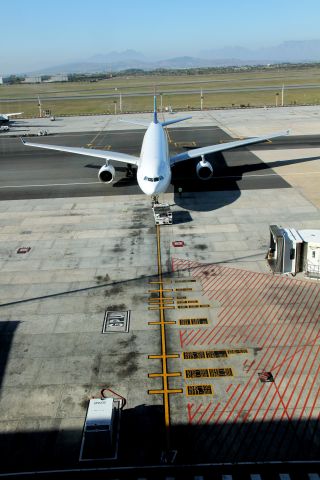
left=98, top=163, right=115, bottom=183
left=196, top=157, right=213, bottom=180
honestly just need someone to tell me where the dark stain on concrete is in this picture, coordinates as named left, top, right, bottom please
left=95, top=273, right=110, bottom=283
left=195, top=244, right=208, bottom=250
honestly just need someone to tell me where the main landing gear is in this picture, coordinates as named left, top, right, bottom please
left=126, top=163, right=135, bottom=178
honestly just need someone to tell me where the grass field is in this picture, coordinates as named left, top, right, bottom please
left=1, top=67, right=320, bottom=116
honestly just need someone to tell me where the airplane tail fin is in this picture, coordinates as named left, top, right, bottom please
left=153, top=95, right=158, bottom=124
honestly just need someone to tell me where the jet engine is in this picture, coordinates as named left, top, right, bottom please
left=196, top=156, right=213, bottom=180
left=98, top=163, right=115, bottom=183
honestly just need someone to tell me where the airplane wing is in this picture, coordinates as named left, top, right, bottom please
left=170, top=129, right=290, bottom=166
left=21, top=138, right=139, bottom=165
left=6, top=112, right=23, bottom=117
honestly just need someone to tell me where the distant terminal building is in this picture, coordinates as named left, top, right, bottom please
left=22, top=74, right=69, bottom=84
left=43, top=74, right=69, bottom=82
left=23, top=76, right=42, bottom=83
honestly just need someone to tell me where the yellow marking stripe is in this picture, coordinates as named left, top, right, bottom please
left=149, top=281, right=172, bottom=284
left=148, top=372, right=181, bottom=378
left=148, top=306, right=175, bottom=310
left=176, top=299, right=199, bottom=304
left=149, top=289, right=173, bottom=293
left=148, top=389, right=183, bottom=395
left=177, top=304, right=210, bottom=309
left=149, top=354, right=180, bottom=359
left=175, top=279, right=196, bottom=283
left=148, top=299, right=174, bottom=303
left=148, top=321, right=176, bottom=325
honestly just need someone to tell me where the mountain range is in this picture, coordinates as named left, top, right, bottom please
left=24, top=40, right=320, bottom=75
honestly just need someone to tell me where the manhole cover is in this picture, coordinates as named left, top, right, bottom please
left=172, top=241, right=185, bottom=247
left=17, top=247, right=31, bottom=254
left=258, top=371, right=274, bottom=382
left=102, top=311, right=130, bottom=333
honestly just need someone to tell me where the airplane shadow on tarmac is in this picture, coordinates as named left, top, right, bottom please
left=172, top=152, right=244, bottom=212
left=171, top=151, right=319, bottom=212
left=85, top=152, right=319, bottom=213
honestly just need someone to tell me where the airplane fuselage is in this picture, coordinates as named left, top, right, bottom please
left=137, top=122, right=171, bottom=195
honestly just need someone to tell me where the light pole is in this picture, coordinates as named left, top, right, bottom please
left=115, top=88, right=122, bottom=113
left=275, top=93, right=279, bottom=107
left=113, top=100, right=117, bottom=115
left=160, top=93, right=163, bottom=112
left=38, top=96, right=42, bottom=118
left=281, top=84, right=284, bottom=106
left=200, top=89, right=204, bottom=110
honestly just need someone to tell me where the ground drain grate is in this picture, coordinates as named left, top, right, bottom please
left=179, top=318, right=208, bottom=325
left=185, top=367, right=233, bottom=379
left=102, top=310, right=130, bottom=334
left=186, top=385, right=213, bottom=396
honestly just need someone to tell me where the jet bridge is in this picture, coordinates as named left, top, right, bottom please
left=267, top=225, right=320, bottom=278
left=267, top=225, right=303, bottom=275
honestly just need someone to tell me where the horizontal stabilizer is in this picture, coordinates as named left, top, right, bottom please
left=119, top=118, right=150, bottom=127
left=160, top=116, right=192, bottom=127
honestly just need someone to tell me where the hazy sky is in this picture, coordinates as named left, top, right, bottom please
left=1, top=0, right=320, bottom=74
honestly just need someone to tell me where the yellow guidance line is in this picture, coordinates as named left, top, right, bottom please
left=156, top=224, right=172, bottom=450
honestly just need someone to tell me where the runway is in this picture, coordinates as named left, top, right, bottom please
left=2, top=126, right=318, bottom=201
left=2, top=82, right=320, bottom=103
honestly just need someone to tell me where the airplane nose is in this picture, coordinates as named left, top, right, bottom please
left=140, top=182, right=156, bottom=195
left=148, top=184, right=157, bottom=195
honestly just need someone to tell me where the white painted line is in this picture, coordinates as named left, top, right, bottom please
left=212, top=171, right=320, bottom=180
left=0, top=170, right=319, bottom=190
left=0, top=462, right=318, bottom=478
left=0, top=181, right=101, bottom=189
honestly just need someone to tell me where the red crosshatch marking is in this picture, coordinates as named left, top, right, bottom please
left=172, top=257, right=320, bottom=459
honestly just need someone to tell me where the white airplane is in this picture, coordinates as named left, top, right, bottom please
left=22, top=97, right=289, bottom=196
left=0, top=112, right=23, bottom=125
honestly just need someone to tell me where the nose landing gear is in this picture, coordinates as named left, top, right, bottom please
left=151, top=195, right=159, bottom=206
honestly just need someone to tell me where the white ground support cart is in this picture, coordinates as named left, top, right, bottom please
left=152, top=203, right=172, bottom=225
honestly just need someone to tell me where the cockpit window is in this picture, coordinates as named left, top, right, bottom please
left=144, top=176, right=163, bottom=182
